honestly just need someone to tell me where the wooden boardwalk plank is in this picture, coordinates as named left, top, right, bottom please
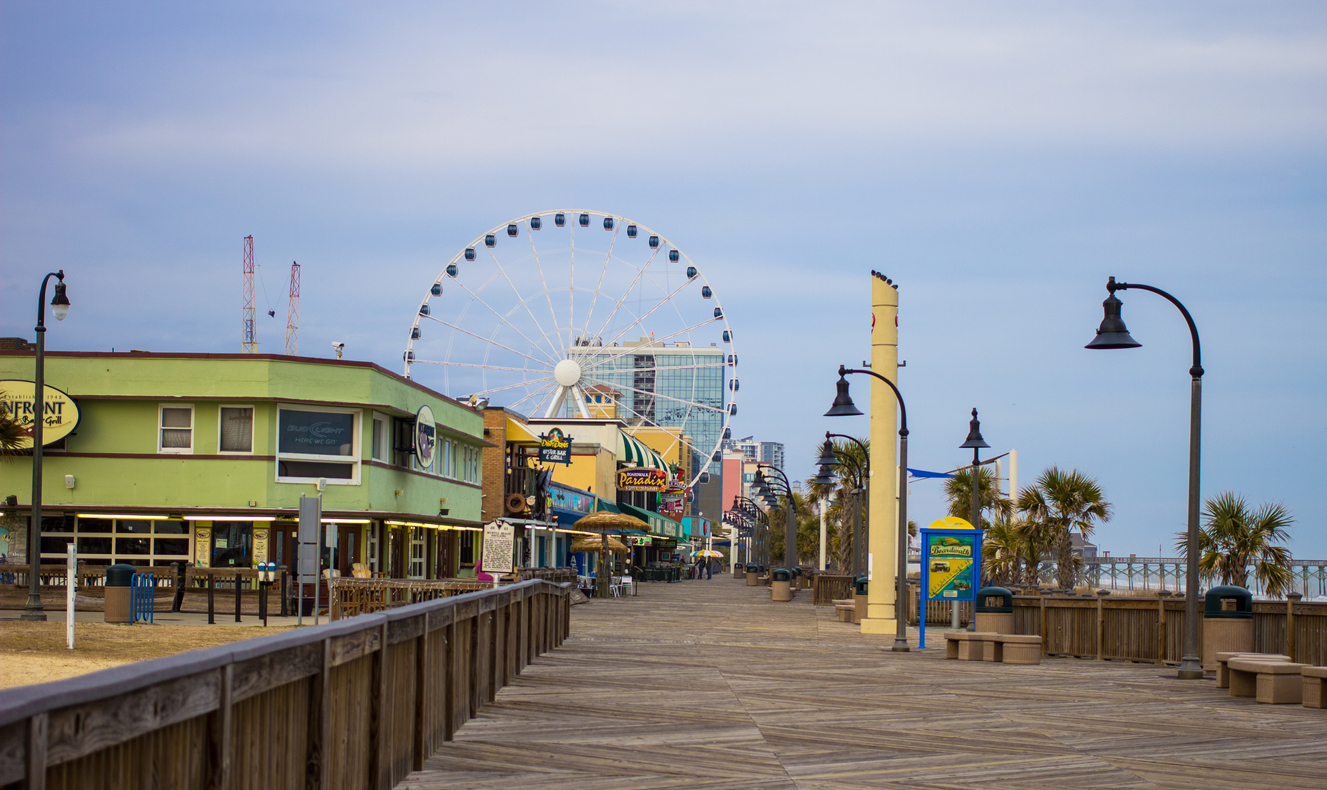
left=400, top=580, right=1327, bottom=790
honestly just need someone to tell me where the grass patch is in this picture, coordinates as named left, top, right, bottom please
left=0, top=621, right=295, bottom=690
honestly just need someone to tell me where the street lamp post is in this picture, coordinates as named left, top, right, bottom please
left=1086, top=276, right=1205, bottom=679
left=825, top=365, right=911, bottom=652
left=817, top=435, right=869, bottom=576
left=22, top=270, right=71, bottom=622
left=959, top=409, right=990, bottom=632
left=755, top=465, right=797, bottom=570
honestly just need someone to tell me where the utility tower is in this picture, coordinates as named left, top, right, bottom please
left=285, top=261, right=300, bottom=356
left=242, top=236, right=257, bottom=353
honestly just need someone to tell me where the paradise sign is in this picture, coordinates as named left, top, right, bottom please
left=538, top=428, right=573, bottom=465
left=617, top=468, right=667, bottom=492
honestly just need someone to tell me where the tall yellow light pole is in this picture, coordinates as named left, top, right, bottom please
left=862, top=271, right=899, bottom=634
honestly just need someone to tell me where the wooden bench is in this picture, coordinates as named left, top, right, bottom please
left=1228, top=658, right=1308, bottom=704
left=944, top=631, right=999, bottom=661
left=1214, top=652, right=1289, bottom=689
left=993, top=634, right=1042, bottom=665
left=1303, top=666, right=1327, bottom=709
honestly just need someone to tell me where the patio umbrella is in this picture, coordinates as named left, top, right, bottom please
left=570, top=536, right=629, bottom=554
left=573, top=510, right=651, bottom=533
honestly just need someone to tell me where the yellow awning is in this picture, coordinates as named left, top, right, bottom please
left=506, top=418, right=540, bottom=444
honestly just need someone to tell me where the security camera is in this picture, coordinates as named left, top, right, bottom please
left=331, top=342, right=345, bottom=360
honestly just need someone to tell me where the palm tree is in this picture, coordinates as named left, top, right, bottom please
left=0, top=392, right=26, bottom=456
left=1176, top=491, right=1294, bottom=598
left=944, top=466, right=1011, bottom=528
left=1018, top=466, right=1111, bottom=590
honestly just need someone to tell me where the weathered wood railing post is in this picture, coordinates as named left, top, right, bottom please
left=1157, top=597, right=1168, bottom=665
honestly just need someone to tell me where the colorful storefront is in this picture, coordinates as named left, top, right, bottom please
left=0, top=352, right=487, bottom=579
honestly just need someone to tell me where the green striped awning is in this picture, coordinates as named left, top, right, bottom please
left=619, top=503, right=682, bottom=539
left=617, top=431, right=669, bottom=470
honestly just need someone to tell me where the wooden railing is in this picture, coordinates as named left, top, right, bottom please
left=516, top=567, right=576, bottom=584
left=812, top=573, right=855, bottom=605
left=0, top=578, right=572, bottom=789
left=328, top=577, right=494, bottom=620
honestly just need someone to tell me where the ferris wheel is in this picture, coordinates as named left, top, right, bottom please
left=404, top=210, right=737, bottom=486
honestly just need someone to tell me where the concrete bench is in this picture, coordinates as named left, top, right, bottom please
left=1228, top=658, right=1308, bottom=704
left=944, top=631, right=1000, bottom=661
left=993, top=634, right=1042, bottom=665
left=1303, top=666, right=1327, bottom=709
left=1214, top=652, right=1289, bottom=689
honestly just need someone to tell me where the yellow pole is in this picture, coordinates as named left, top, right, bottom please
left=862, top=271, right=899, bottom=634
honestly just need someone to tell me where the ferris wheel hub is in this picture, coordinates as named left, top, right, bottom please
left=553, top=358, right=582, bottom=387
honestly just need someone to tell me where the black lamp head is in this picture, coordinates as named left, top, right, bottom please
left=50, top=273, right=70, bottom=322
left=825, top=365, right=864, bottom=417
left=816, top=438, right=838, bottom=467
left=1085, top=277, right=1141, bottom=350
left=959, top=408, right=990, bottom=450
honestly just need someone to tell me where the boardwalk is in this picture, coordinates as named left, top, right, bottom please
left=403, top=576, right=1327, bottom=790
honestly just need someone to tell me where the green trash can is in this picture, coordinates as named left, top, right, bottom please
left=1203, top=585, right=1253, bottom=670
left=854, top=575, right=869, bottom=622
left=975, top=586, right=1014, bottom=633
left=105, top=563, right=136, bottom=623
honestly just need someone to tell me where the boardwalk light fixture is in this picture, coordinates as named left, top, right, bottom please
left=1086, top=276, right=1205, bottom=680
left=826, top=364, right=911, bottom=651
left=22, top=270, right=71, bottom=622
left=756, top=465, right=798, bottom=574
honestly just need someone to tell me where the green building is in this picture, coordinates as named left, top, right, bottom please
left=0, top=351, right=488, bottom=579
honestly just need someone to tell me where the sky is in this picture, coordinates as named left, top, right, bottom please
left=2, top=2, right=1324, bottom=557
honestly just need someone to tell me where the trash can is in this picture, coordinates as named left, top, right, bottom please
left=104, top=563, right=136, bottom=623
left=733, top=562, right=745, bottom=580
left=746, top=564, right=760, bottom=586
left=772, top=568, right=793, bottom=602
left=1202, top=585, right=1253, bottom=670
left=854, top=575, right=869, bottom=623
left=974, top=586, right=1014, bottom=633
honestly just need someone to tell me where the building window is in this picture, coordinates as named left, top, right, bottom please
left=158, top=405, right=193, bottom=453
left=372, top=416, right=386, bottom=461
left=41, top=517, right=192, bottom=566
left=219, top=406, right=254, bottom=453
left=275, top=406, right=360, bottom=484
left=409, top=527, right=426, bottom=579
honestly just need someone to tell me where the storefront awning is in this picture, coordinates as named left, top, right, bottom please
left=617, top=432, right=668, bottom=470
left=507, top=418, right=540, bottom=444
left=618, top=503, right=682, bottom=539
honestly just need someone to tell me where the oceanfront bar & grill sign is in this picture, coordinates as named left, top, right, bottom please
left=538, top=428, right=572, bottom=465
left=0, top=379, right=80, bottom=449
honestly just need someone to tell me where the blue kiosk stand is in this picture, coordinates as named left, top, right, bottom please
left=918, top=520, right=983, bottom=650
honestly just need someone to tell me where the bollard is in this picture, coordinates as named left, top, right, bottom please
left=207, top=571, right=215, bottom=625
left=170, top=562, right=183, bottom=613
left=234, top=572, right=242, bottom=623
left=278, top=566, right=289, bottom=616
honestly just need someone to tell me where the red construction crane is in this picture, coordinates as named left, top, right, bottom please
left=285, top=261, right=300, bottom=356
left=242, top=236, right=257, bottom=353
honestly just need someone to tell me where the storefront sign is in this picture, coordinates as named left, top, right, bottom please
left=480, top=520, right=515, bottom=576
left=617, top=468, right=667, bottom=492
left=415, top=405, right=437, bottom=467
left=279, top=410, right=354, bottom=455
left=0, top=380, right=80, bottom=449
left=538, top=428, right=572, bottom=465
